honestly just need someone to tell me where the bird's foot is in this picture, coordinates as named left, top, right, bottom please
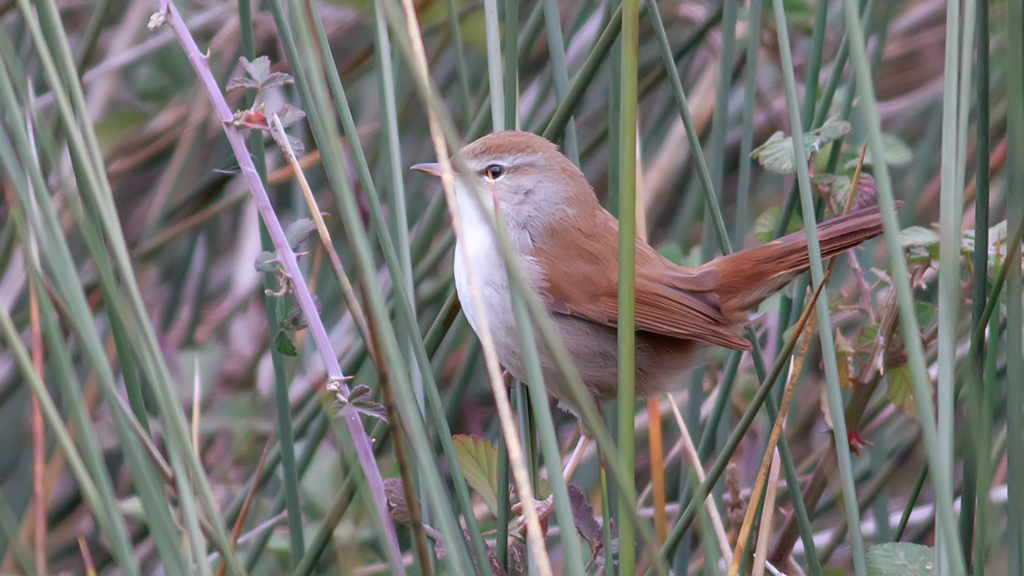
left=511, top=495, right=555, bottom=537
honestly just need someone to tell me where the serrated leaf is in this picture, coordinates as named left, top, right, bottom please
left=286, top=135, right=305, bottom=158
left=816, top=172, right=878, bottom=210
left=226, top=76, right=261, bottom=91
left=277, top=293, right=320, bottom=331
left=567, top=484, right=601, bottom=542
left=750, top=132, right=791, bottom=173
left=452, top=435, right=500, bottom=515
left=275, top=293, right=297, bottom=328
left=962, top=220, right=1017, bottom=269
left=340, top=384, right=388, bottom=422
left=276, top=292, right=294, bottom=329
left=886, top=364, right=917, bottom=417
left=753, top=205, right=804, bottom=243
left=847, top=133, right=913, bottom=170
left=867, top=542, right=934, bottom=576
left=816, top=174, right=852, bottom=206
left=567, top=483, right=613, bottom=568
left=240, top=56, right=271, bottom=84
left=751, top=119, right=851, bottom=174
left=261, top=71, right=294, bottom=90
left=270, top=124, right=306, bottom=159
left=384, top=477, right=416, bottom=524
left=899, top=226, right=941, bottom=248
left=814, top=118, right=853, bottom=144
left=273, top=331, right=297, bottom=356
left=275, top=104, right=306, bottom=127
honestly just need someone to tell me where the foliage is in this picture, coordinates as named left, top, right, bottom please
left=0, top=0, right=1019, bottom=575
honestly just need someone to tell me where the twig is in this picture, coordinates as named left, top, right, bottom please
left=665, top=394, right=732, bottom=563
left=752, top=450, right=782, bottom=576
left=270, top=113, right=376, bottom=362
left=728, top=311, right=814, bottom=576
left=215, top=435, right=273, bottom=576
left=151, top=3, right=405, bottom=573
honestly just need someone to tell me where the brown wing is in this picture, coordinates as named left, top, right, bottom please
left=534, top=209, right=751, bottom=351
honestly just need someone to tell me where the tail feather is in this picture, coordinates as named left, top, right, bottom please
left=704, top=205, right=888, bottom=316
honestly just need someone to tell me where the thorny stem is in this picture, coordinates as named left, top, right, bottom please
left=151, top=3, right=405, bottom=573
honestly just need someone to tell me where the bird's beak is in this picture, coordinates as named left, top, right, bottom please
left=410, top=162, right=442, bottom=177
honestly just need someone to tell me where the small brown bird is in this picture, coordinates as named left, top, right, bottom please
left=414, top=131, right=886, bottom=416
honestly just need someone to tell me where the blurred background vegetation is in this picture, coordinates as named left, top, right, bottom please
left=0, top=0, right=1021, bottom=574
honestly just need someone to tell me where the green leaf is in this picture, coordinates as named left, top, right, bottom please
left=254, top=250, right=284, bottom=274
left=226, top=76, right=261, bottom=92
left=339, top=385, right=388, bottom=422
left=846, top=133, right=913, bottom=170
left=94, top=108, right=149, bottom=149
left=656, top=244, right=685, bottom=266
left=753, top=205, right=804, bottom=243
left=751, top=118, right=851, bottom=174
left=273, top=331, right=297, bottom=356
left=239, top=56, right=271, bottom=84
left=452, top=435, right=500, bottom=516
left=885, top=364, right=917, bottom=417
left=765, top=0, right=817, bottom=31
left=867, top=542, right=935, bottom=576
left=275, top=103, right=306, bottom=128
left=898, top=226, right=941, bottom=248
left=816, top=173, right=852, bottom=206
left=962, top=220, right=1017, bottom=270
left=285, top=218, right=318, bottom=249
left=916, top=301, right=936, bottom=328
left=856, top=322, right=880, bottom=350
left=260, top=71, right=295, bottom=91
left=815, top=172, right=878, bottom=210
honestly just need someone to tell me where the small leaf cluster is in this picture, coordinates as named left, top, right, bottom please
left=227, top=56, right=307, bottom=157
left=254, top=218, right=320, bottom=356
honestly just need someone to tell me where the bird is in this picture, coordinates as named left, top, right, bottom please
left=412, top=130, right=887, bottom=418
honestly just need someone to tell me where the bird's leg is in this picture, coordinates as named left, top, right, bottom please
left=512, top=430, right=591, bottom=534
left=561, top=434, right=590, bottom=482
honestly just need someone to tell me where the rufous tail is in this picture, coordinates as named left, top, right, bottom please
left=704, top=205, right=889, bottom=317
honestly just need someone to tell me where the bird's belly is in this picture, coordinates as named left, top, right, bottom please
left=536, top=316, right=706, bottom=407
left=453, top=244, right=706, bottom=410
left=453, top=238, right=524, bottom=370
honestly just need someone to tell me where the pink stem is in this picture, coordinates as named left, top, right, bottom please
left=155, top=2, right=404, bottom=572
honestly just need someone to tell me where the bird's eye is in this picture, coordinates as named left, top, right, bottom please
left=484, top=164, right=505, bottom=181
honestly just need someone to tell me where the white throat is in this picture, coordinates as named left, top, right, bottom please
left=450, top=182, right=546, bottom=362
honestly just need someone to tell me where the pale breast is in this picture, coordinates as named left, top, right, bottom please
left=449, top=190, right=707, bottom=411
left=452, top=193, right=546, bottom=381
